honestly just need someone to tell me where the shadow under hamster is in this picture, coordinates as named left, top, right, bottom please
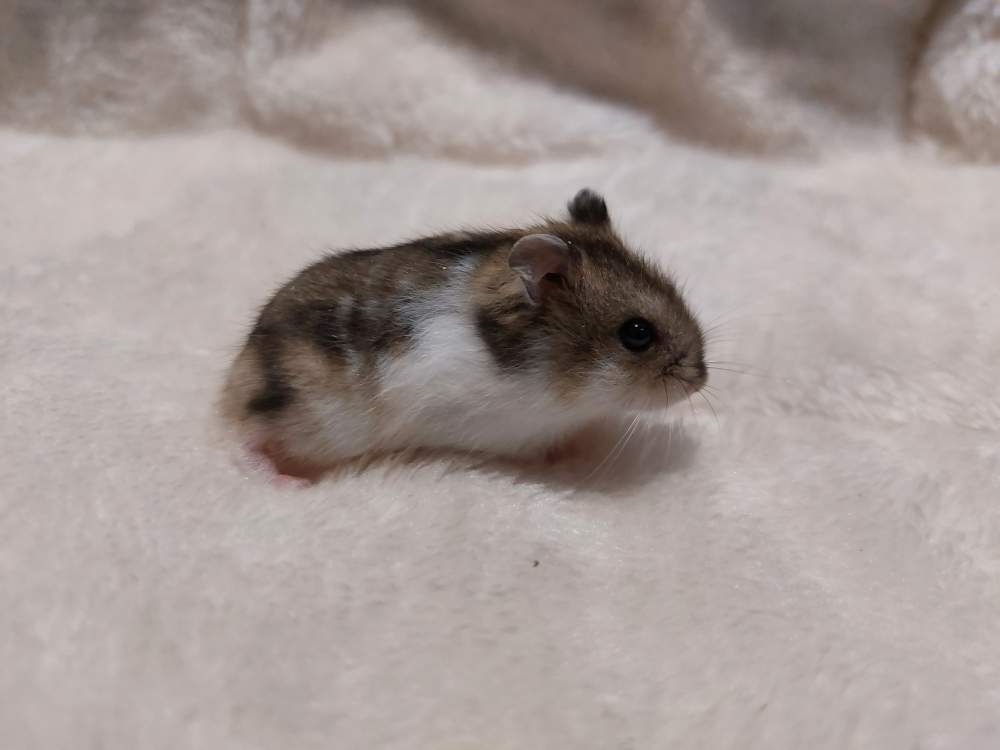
left=270, top=418, right=701, bottom=496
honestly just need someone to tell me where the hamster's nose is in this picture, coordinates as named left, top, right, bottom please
left=692, top=358, right=707, bottom=386
left=666, top=352, right=707, bottom=389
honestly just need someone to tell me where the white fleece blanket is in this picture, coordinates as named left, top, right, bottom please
left=2, top=2, right=1000, bottom=748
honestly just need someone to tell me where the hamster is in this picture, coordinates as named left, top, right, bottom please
left=221, top=188, right=707, bottom=478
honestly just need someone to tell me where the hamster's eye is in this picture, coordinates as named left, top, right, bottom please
left=618, top=318, right=656, bottom=352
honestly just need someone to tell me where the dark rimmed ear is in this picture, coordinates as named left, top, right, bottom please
left=508, top=233, right=572, bottom=305
left=568, top=188, right=609, bottom=225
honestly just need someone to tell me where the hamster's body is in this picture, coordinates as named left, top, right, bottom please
left=222, top=190, right=707, bottom=476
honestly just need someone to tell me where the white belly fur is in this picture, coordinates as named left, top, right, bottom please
left=376, top=311, right=591, bottom=457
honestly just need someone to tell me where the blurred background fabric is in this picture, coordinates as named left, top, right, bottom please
left=2, top=0, right=999, bottom=158
left=2, top=2, right=1000, bottom=749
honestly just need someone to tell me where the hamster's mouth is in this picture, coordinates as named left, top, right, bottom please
left=654, top=359, right=709, bottom=414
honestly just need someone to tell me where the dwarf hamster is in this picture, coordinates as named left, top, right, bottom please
left=221, top=189, right=707, bottom=477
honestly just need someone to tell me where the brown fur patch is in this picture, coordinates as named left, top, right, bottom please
left=227, top=230, right=522, bottom=422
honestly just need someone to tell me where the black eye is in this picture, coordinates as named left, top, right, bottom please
left=618, top=318, right=656, bottom=352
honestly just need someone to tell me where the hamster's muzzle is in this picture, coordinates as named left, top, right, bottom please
left=664, top=354, right=707, bottom=391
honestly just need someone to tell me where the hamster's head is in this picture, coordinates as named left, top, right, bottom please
left=503, top=189, right=706, bottom=414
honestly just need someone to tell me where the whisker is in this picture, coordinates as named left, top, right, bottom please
left=696, top=389, right=721, bottom=427
left=705, top=358, right=761, bottom=369
left=702, top=327, right=734, bottom=340
left=679, top=381, right=697, bottom=418
left=701, top=384, right=728, bottom=405
left=610, top=416, right=643, bottom=469
left=606, top=417, right=643, bottom=475
left=698, top=311, right=749, bottom=343
left=703, top=338, right=736, bottom=347
left=702, top=322, right=730, bottom=337
left=705, top=364, right=782, bottom=383
left=699, top=306, right=747, bottom=332
left=710, top=369, right=778, bottom=381
left=705, top=360, right=756, bottom=371
left=586, top=414, right=640, bottom=481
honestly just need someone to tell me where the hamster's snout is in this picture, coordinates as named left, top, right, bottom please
left=663, top=350, right=707, bottom=391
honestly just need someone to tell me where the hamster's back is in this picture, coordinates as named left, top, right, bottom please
left=220, top=230, right=522, bottom=463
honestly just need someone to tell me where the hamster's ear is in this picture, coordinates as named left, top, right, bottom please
left=568, top=188, right=609, bottom=225
left=508, top=233, right=572, bottom=305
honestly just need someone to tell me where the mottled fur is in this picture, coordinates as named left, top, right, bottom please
left=222, top=189, right=706, bottom=473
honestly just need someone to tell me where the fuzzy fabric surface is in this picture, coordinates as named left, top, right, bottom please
left=2, top=2, right=1000, bottom=749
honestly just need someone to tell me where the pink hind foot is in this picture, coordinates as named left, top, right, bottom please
left=247, top=440, right=327, bottom=486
